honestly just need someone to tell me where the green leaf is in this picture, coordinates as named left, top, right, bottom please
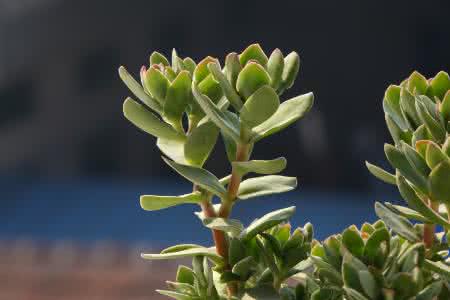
left=416, top=281, right=443, bottom=300
left=424, top=259, right=450, bottom=281
left=144, top=67, right=170, bottom=104
left=416, top=100, right=446, bottom=143
left=237, top=175, right=297, bottom=200
left=228, top=238, right=246, bottom=266
left=408, top=71, right=428, bottom=94
left=156, top=290, right=200, bottom=300
left=240, top=85, right=280, bottom=128
left=250, top=92, right=314, bottom=142
left=384, top=143, right=428, bottom=193
left=239, top=43, right=268, bottom=67
left=184, top=121, right=219, bottom=167
left=384, top=203, right=428, bottom=223
left=279, top=52, right=300, bottom=93
left=140, top=192, right=202, bottom=211
left=194, top=57, right=217, bottom=83
left=171, top=48, right=184, bottom=73
left=161, top=244, right=204, bottom=254
left=164, top=71, right=191, bottom=130
left=192, top=83, right=240, bottom=143
left=267, top=48, right=284, bottom=91
left=239, top=206, right=296, bottom=242
left=374, top=202, right=420, bottom=242
left=401, top=141, right=430, bottom=177
left=157, top=138, right=186, bottom=164
left=236, top=62, right=271, bottom=99
left=166, top=281, right=196, bottom=295
left=429, top=161, right=450, bottom=205
left=142, top=247, right=222, bottom=262
left=176, top=265, right=196, bottom=285
left=310, top=256, right=343, bottom=285
left=196, top=216, right=244, bottom=237
left=208, top=61, right=243, bottom=110
left=358, top=270, right=379, bottom=300
left=397, top=175, right=450, bottom=228
left=429, top=71, right=450, bottom=100
left=118, top=66, right=162, bottom=113
left=383, top=85, right=408, bottom=131
left=342, top=227, right=364, bottom=258
left=233, top=157, right=287, bottom=176
left=400, top=88, right=421, bottom=128
left=163, top=157, right=227, bottom=198
left=425, top=141, right=448, bottom=169
left=343, top=287, right=370, bottom=300
left=441, top=91, right=450, bottom=121
left=232, top=256, right=255, bottom=279
left=123, top=98, right=185, bottom=142
left=363, top=227, right=390, bottom=267
left=150, top=51, right=170, bottom=66
left=224, top=52, right=242, bottom=89
left=183, top=57, right=196, bottom=75
left=365, top=161, right=396, bottom=185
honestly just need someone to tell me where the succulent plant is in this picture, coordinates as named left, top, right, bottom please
left=118, top=44, right=449, bottom=299
left=119, top=44, right=314, bottom=299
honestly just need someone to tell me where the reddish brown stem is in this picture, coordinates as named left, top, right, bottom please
left=423, top=199, right=438, bottom=249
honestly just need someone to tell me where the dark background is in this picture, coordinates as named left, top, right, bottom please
left=1, top=0, right=449, bottom=253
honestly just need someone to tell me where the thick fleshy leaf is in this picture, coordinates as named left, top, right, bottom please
left=176, top=265, right=196, bottom=285
left=397, top=175, right=450, bottom=229
left=232, top=256, right=255, bottom=278
left=164, top=71, right=191, bottom=130
left=195, top=215, right=244, bottom=237
left=342, top=227, right=364, bottom=258
left=401, top=141, right=430, bottom=177
left=383, top=85, right=408, bottom=131
left=250, top=92, right=314, bottom=142
left=358, top=270, right=379, bottom=300
left=144, top=67, right=170, bottom=104
left=161, top=244, right=204, bottom=254
left=119, top=66, right=162, bottom=113
left=157, top=138, right=186, bottom=164
left=416, top=100, right=446, bottom=143
left=365, top=161, right=396, bottom=185
left=416, top=281, right=443, bottom=300
left=142, top=246, right=222, bottom=262
left=237, top=175, right=297, bottom=200
left=363, top=227, right=390, bottom=267
left=225, top=52, right=242, bottom=89
left=425, top=141, right=448, bottom=169
left=441, top=91, right=450, bottom=121
left=194, top=57, right=217, bottom=83
left=236, top=62, right=271, bottom=99
left=429, top=161, right=450, bottom=205
left=156, top=290, right=200, bottom=300
left=344, top=287, right=370, bottom=300
left=163, top=157, right=227, bottom=198
left=184, top=121, right=219, bottom=167
left=424, top=259, right=450, bottom=281
left=400, top=88, right=421, bottom=128
left=192, top=83, right=240, bottom=142
left=429, top=71, right=450, bottom=100
left=384, top=143, right=428, bottom=193
left=123, top=98, right=185, bottom=142
left=374, top=202, right=420, bottom=242
left=233, top=157, right=287, bottom=176
left=208, top=61, right=243, bottom=110
left=183, top=57, right=196, bottom=75
left=385, top=114, right=410, bottom=145
left=384, top=203, right=428, bottom=223
left=240, top=85, right=280, bottom=128
left=239, top=206, right=296, bottom=242
left=140, top=192, right=202, bottom=211
left=171, top=48, right=184, bottom=73
left=267, top=48, right=284, bottom=91
left=279, top=52, right=300, bottom=92
left=239, top=44, right=268, bottom=67
left=150, top=51, right=170, bottom=66
left=408, top=71, right=428, bottom=94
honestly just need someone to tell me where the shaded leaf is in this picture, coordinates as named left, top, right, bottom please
left=365, top=161, right=396, bottom=185
left=184, top=121, right=219, bottom=167
left=240, top=85, right=280, bottom=128
left=374, top=202, right=420, bottom=242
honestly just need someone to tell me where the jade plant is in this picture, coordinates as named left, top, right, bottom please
left=119, top=44, right=450, bottom=299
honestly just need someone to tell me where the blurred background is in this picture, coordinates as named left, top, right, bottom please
left=1, top=0, right=449, bottom=298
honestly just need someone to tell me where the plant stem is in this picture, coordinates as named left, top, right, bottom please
left=423, top=199, right=439, bottom=248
